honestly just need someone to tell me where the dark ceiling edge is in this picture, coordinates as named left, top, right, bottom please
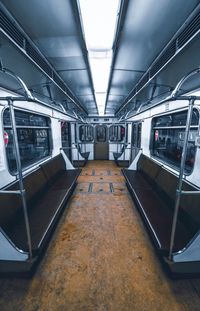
left=0, top=2, right=88, bottom=116
left=72, top=0, right=98, bottom=115
left=115, top=2, right=200, bottom=117
left=104, top=0, right=129, bottom=115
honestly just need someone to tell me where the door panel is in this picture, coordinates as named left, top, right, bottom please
left=131, top=122, right=141, bottom=162
left=61, top=121, right=71, bottom=160
left=94, top=125, right=108, bottom=160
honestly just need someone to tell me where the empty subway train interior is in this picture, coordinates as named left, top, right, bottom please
left=1, top=0, right=200, bottom=310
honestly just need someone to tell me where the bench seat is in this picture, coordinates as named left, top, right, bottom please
left=5, top=169, right=80, bottom=253
left=122, top=154, right=198, bottom=255
left=0, top=154, right=81, bottom=272
left=124, top=170, right=193, bottom=253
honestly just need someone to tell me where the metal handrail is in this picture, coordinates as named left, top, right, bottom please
left=0, top=190, right=21, bottom=194
left=180, top=190, right=200, bottom=195
left=168, top=69, right=200, bottom=260
left=61, top=145, right=80, bottom=169
left=64, top=142, right=88, bottom=165
left=7, top=98, right=33, bottom=259
left=112, top=142, right=129, bottom=162
left=0, top=67, right=34, bottom=100
left=171, top=67, right=200, bottom=98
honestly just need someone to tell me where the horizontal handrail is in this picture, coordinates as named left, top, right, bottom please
left=131, top=146, right=142, bottom=150
left=0, top=96, right=82, bottom=121
left=60, top=146, right=77, bottom=150
left=0, top=67, right=34, bottom=100
left=172, top=68, right=200, bottom=98
left=0, top=190, right=22, bottom=194
left=179, top=190, right=200, bottom=195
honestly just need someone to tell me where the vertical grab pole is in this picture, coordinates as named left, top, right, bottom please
left=169, top=97, right=195, bottom=260
left=123, top=126, right=126, bottom=161
left=8, top=98, right=32, bottom=259
left=84, top=126, right=87, bottom=153
left=117, top=126, right=119, bottom=156
left=77, top=144, right=80, bottom=169
left=76, top=122, right=79, bottom=169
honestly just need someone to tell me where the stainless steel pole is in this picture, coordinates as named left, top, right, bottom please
left=77, top=144, right=80, bottom=169
left=8, top=98, right=32, bottom=259
left=169, top=98, right=195, bottom=260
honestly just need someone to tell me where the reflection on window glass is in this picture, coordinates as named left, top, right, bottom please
left=96, top=126, right=106, bottom=142
left=151, top=109, right=199, bottom=174
left=79, top=125, right=94, bottom=142
left=3, top=109, right=49, bottom=127
left=3, top=109, right=51, bottom=174
left=109, top=125, right=125, bottom=142
left=61, top=121, right=71, bottom=160
left=132, top=123, right=141, bottom=148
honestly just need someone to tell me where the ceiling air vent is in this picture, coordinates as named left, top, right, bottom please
left=126, top=88, right=136, bottom=102
left=0, top=9, right=24, bottom=48
left=137, top=73, right=148, bottom=91
left=53, top=74, right=67, bottom=92
left=177, top=11, right=200, bottom=49
left=26, top=41, right=52, bottom=77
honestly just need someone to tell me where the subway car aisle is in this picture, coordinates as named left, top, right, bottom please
left=0, top=161, right=200, bottom=311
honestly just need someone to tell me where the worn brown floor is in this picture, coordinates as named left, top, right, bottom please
left=0, top=160, right=200, bottom=311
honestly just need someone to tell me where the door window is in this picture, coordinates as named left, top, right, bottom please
left=96, top=126, right=107, bottom=142
left=61, top=121, right=71, bottom=160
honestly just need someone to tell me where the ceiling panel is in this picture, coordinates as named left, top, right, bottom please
left=106, top=0, right=200, bottom=115
left=1, top=0, right=199, bottom=117
left=0, top=0, right=97, bottom=115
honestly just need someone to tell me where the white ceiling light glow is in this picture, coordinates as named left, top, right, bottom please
left=78, top=0, right=120, bottom=115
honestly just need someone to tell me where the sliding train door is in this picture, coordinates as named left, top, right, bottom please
left=94, top=125, right=109, bottom=160
left=61, top=121, right=71, bottom=161
left=130, top=122, right=141, bottom=162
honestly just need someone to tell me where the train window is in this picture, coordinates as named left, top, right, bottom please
left=61, top=121, right=71, bottom=160
left=3, top=109, right=52, bottom=174
left=151, top=109, right=199, bottom=174
left=132, top=123, right=141, bottom=148
left=74, top=123, right=77, bottom=143
left=96, top=125, right=107, bottom=142
left=109, top=125, right=125, bottom=142
left=79, top=125, right=94, bottom=142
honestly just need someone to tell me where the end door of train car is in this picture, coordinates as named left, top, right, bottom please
left=94, top=125, right=109, bottom=160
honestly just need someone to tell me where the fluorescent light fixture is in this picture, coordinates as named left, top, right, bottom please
left=79, top=0, right=120, bottom=115
left=89, top=56, right=112, bottom=92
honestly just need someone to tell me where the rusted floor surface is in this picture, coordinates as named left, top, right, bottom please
left=0, top=160, right=200, bottom=311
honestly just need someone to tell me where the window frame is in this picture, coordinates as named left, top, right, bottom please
left=95, top=125, right=107, bottom=142
left=60, top=120, right=71, bottom=161
left=2, top=107, right=52, bottom=175
left=131, top=122, right=142, bottom=148
left=150, top=108, right=199, bottom=175
left=79, top=124, right=94, bottom=143
left=109, top=124, right=126, bottom=142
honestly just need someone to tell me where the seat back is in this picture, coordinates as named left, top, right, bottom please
left=137, top=154, right=200, bottom=229
left=137, top=154, right=162, bottom=181
left=0, top=167, right=48, bottom=228
left=9, top=168, right=47, bottom=203
left=40, top=154, right=66, bottom=182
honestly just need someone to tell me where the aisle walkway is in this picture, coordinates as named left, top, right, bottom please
left=0, top=161, right=200, bottom=311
